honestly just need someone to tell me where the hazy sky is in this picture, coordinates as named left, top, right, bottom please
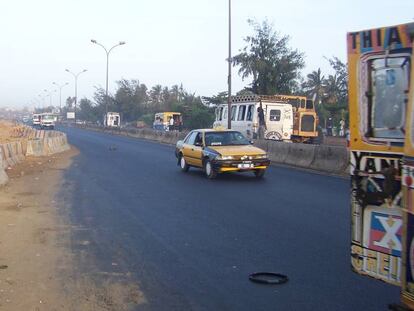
left=0, top=0, right=413, bottom=109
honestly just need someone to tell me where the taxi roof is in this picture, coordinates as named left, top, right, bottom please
left=193, top=128, right=237, bottom=133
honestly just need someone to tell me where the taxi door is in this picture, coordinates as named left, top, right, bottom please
left=182, top=131, right=203, bottom=167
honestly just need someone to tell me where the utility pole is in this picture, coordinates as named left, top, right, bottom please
left=227, top=0, right=232, bottom=129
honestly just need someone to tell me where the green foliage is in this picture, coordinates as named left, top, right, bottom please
left=75, top=79, right=214, bottom=129
left=139, top=113, right=154, bottom=126
left=232, top=19, right=305, bottom=95
left=184, top=105, right=215, bottom=130
left=302, top=57, right=349, bottom=128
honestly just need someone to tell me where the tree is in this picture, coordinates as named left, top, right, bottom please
left=302, top=68, right=325, bottom=104
left=232, top=19, right=305, bottom=95
left=78, top=98, right=101, bottom=122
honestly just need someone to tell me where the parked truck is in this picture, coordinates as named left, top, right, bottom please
left=213, top=95, right=319, bottom=143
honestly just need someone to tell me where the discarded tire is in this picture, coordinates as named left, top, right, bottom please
left=249, top=272, right=288, bottom=285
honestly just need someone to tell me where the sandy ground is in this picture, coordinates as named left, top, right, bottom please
left=0, top=147, right=146, bottom=310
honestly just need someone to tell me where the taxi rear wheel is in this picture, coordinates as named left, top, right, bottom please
left=254, top=169, right=266, bottom=179
left=204, top=160, right=217, bottom=179
left=179, top=154, right=189, bottom=172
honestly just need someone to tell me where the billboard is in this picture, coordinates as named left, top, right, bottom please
left=66, top=112, right=75, bottom=119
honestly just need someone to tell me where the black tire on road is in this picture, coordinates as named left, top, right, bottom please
left=179, top=154, right=190, bottom=172
left=254, top=169, right=266, bottom=179
left=204, top=160, right=217, bottom=179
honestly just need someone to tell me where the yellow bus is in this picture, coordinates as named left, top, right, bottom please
left=153, top=112, right=182, bottom=131
left=348, top=21, right=414, bottom=306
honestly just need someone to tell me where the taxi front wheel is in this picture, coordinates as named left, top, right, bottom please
left=180, top=155, right=189, bottom=172
left=254, top=169, right=266, bottom=179
left=204, top=160, right=217, bottom=179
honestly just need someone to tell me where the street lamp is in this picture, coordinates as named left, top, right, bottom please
left=53, top=81, right=69, bottom=113
left=38, top=94, right=46, bottom=110
left=65, top=69, right=87, bottom=123
left=90, top=39, right=126, bottom=122
left=43, top=89, right=57, bottom=109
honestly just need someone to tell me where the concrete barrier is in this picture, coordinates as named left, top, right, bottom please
left=310, top=145, right=349, bottom=174
left=1, top=128, right=70, bottom=186
left=285, top=143, right=316, bottom=168
left=254, top=139, right=348, bottom=175
left=0, top=150, right=8, bottom=185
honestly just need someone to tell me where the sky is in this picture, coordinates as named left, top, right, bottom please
left=0, top=0, right=413, bottom=109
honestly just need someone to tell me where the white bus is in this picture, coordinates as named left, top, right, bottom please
left=213, top=95, right=294, bottom=141
left=32, top=113, right=41, bottom=127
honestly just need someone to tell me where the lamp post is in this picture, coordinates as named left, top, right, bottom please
left=38, top=94, right=46, bottom=110
left=43, top=89, right=57, bottom=110
left=90, top=39, right=126, bottom=123
left=227, top=0, right=232, bottom=129
left=65, top=69, right=87, bottom=123
left=53, top=82, right=69, bottom=113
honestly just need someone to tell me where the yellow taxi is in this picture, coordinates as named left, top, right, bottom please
left=175, top=129, right=270, bottom=179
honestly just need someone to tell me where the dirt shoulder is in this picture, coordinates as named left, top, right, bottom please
left=0, top=147, right=78, bottom=310
left=0, top=146, right=145, bottom=310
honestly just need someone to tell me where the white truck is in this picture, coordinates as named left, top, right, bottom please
left=213, top=96, right=294, bottom=141
left=40, top=113, right=56, bottom=129
left=213, top=95, right=319, bottom=142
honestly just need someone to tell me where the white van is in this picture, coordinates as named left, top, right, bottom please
left=213, top=96, right=293, bottom=141
left=105, top=112, right=121, bottom=127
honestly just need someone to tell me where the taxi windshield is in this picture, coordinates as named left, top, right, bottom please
left=205, top=131, right=249, bottom=146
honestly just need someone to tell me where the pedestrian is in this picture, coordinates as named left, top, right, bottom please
left=339, top=119, right=345, bottom=137
left=257, top=103, right=266, bottom=139
left=169, top=117, right=174, bottom=132
left=327, top=117, right=333, bottom=136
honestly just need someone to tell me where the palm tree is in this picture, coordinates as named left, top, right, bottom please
left=303, top=68, right=325, bottom=104
left=323, top=75, right=340, bottom=105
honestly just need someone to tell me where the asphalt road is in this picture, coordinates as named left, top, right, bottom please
left=59, top=127, right=400, bottom=311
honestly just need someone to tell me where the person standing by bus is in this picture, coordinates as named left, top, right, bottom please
left=257, top=102, right=266, bottom=139
left=326, top=117, right=333, bottom=136
left=169, top=117, right=174, bottom=132
left=339, top=118, right=345, bottom=137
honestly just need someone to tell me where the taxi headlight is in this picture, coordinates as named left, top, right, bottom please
left=217, top=155, right=234, bottom=160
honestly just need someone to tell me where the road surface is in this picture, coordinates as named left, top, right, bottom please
left=59, top=127, right=400, bottom=311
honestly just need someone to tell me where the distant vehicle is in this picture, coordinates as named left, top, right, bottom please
left=22, top=115, right=31, bottom=124
left=175, top=129, right=270, bottom=179
left=40, top=113, right=56, bottom=129
left=213, top=95, right=319, bottom=143
left=153, top=112, right=182, bottom=131
left=32, top=114, right=41, bottom=127
left=104, top=112, right=121, bottom=127
left=136, top=120, right=146, bottom=128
